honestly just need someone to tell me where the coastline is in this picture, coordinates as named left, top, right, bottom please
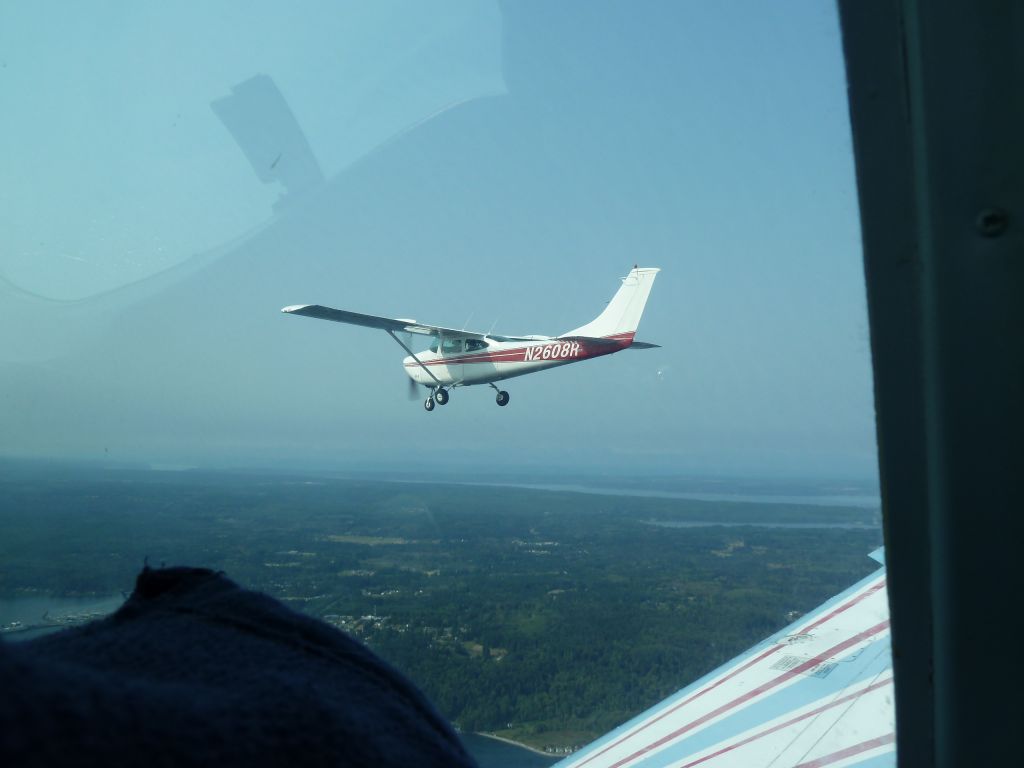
left=474, top=732, right=559, bottom=758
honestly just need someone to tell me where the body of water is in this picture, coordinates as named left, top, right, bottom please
left=463, top=733, right=560, bottom=768
left=388, top=479, right=881, bottom=510
left=0, top=595, right=123, bottom=641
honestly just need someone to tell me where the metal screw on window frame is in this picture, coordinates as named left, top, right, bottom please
left=975, top=208, right=1009, bottom=238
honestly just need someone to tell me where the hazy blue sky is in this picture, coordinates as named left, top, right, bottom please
left=0, top=1, right=876, bottom=479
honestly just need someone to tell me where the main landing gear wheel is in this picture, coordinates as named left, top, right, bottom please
left=495, top=390, right=510, bottom=407
left=434, top=388, right=449, bottom=405
left=424, top=396, right=435, bottom=412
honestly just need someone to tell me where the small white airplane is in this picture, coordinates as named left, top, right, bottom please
left=282, top=266, right=660, bottom=411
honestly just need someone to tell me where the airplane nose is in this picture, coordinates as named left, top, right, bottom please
left=402, top=357, right=418, bottom=380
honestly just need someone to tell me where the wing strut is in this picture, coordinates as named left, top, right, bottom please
left=386, top=330, right=442, bottom=387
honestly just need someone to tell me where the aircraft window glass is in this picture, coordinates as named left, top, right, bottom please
left=2, top=3, right=886, bottom=766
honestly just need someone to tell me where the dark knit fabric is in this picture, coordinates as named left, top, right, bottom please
left=0, top=567, right=477, bottom=767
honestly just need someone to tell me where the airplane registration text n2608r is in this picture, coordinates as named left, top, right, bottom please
left=523, top=342, right=582, bottom=362
left=282, top=266, right=660, bottom=411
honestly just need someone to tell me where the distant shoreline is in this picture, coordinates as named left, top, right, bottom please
left=380, top=478, right=882, bottom=510
left=474, top=732, right=557, bottom=758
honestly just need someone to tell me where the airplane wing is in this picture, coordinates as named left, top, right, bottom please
left=556, top=549, right=894, bottom=768
left=281, top=304, right=497, bottom=340
left=282, top=305, right=659, bottom=347
left=280, top=266, right=658, bottom=346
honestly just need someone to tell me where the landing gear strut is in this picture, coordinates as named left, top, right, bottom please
left=490, top=383, right=510, bottom=407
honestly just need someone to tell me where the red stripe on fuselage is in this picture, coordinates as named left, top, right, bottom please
left=404, top=333, right=635, bottom=368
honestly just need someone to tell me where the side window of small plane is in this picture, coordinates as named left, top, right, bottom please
left=429, top=340, right=439, bottom=353
left=465, top=339, right=487, bottom=352
left=442, top=338, right=463, bottom=354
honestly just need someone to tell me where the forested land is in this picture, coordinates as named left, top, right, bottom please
left=0, top=462, right=882, bottom=747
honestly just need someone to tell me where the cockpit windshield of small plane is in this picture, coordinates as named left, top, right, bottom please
left=429, top=338, right=486, bottom=355
left=0, top=3, right=888, bottom=767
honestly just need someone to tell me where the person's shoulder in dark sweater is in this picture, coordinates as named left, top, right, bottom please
left=0, top=566, right=478, bottom=767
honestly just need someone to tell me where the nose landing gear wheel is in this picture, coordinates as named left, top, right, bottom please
left=495, top=390, right=510, bottom=407
left=435, top=388, right=449, bottom=405
left=424, top=396, right=435, bottom=412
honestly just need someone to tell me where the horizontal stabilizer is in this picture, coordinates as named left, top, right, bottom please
left=555, top=335, right=660, bottom=350
left=556, top=335, right=623, bottom=347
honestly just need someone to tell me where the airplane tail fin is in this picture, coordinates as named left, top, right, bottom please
left=563, top=266, right=660, bottom=339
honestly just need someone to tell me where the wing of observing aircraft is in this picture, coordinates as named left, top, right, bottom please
left=556, top=550, right=893, bottom=768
